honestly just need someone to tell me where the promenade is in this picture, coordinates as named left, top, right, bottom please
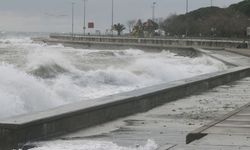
left=61, top=77, right=250, bottom=150
left=28, top=49, right=250, bottom=150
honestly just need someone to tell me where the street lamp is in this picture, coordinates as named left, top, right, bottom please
left=186, top=0, right=189, bottom=13
left=185, top=0, right=189, bottom=37
left=152, top=2, right=156, bottom=22
left=111, top=0, right=114, bottom=36
left=72, top=2, right=75, bottom=38
left=83, top=0, right=87, bottom=35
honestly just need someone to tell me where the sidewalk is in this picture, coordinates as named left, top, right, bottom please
left=57, top=77, right=250, bottom=149
left=225, top=48, right=250, bottom=58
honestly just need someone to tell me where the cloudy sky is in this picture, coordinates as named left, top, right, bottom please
left=0, top=0, right=243, bottom=33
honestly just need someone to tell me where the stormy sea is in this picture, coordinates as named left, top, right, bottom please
left=0, top=32, right=228, bottom=120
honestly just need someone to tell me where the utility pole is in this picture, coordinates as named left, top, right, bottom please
left=152, top=2, right=156, bottom=22
left=83, top=0, right=87, bottom=35
left=72, top=2, right=75, bottom=38
left=111, top=0, right=114, bottom=36
left=247, top=19, right=250, bottom=49
left=186, top=0, right=189, bottom=13
left=185, top=0, right=189, bottom=37
left=211, top=0, right=213, bottom=7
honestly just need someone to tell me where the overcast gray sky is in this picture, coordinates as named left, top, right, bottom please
left=0, top=0, right=243, bottom=33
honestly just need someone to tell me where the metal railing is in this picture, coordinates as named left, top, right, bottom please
left=50, top=32, right=248, bottom=41
left=50, top=33, right=247, bottom=48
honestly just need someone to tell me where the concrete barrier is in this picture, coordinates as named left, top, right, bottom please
left=34, top=37, right=201, bottom=58
left=0, top=66, right=250, bottom=149
left=46, top=34, right=246, bottom=49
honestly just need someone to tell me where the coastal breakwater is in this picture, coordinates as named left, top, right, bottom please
left=40, top=34, right=249, bottom=49
left=0, top=66, right=250, bottom=149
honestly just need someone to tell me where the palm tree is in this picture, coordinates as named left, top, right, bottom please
left=113, top=23, right=126, bottom=36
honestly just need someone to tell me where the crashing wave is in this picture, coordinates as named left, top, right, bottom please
left=0, top=37, right=228, bottom=119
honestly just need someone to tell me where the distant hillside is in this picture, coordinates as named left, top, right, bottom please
left=185, top=7, right=224, bottom=19
left=161, top=0, right=250, bottom=38
left=229, top=0, right=250, bottom=17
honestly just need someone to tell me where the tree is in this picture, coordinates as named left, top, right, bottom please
left=161, top=14, right=181, bottom=36
left=161, top=6, right=249, bottom=38
left=132, top=19, right=144, bottom=37
left=229, top=0, right=250, bottom=17
left=143, top=19, right=159, bottom=37
left=127, top=19, right=137, bottom=33
left=113, top=23, right=126, bottom=36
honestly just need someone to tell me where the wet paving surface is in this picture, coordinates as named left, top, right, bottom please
left=55, top=77, right=250, bottom=149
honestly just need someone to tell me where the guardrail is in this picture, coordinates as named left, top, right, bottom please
left=50, top=33, right=248, bottom=41
left=49, top=33, right=247, bottom=48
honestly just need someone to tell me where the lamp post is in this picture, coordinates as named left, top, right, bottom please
left=247, top=19, right=250, bottom=48
left=72, top=2, right=75, bottom=38
left=186, top=0, right=189, bottom=13
left=83, top=0, right=87, bottom=35
left=152, top=2, right=156, bottom=22
left=185, top=0, right=189, bottom=37
left=111, top=0, right=114, bottom=36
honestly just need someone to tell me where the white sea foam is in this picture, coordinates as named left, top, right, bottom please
left=29, top=139, right=158, bottom=150
left=0, top=37, right=33, bottom=44
left=0, top=37, right=228, bottom=119
left=0, top=63, right=66, bottom=119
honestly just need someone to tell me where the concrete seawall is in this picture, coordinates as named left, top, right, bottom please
left=43, top=34, right=247, bottom=49
left=0, top=66, right=250, bottom=149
